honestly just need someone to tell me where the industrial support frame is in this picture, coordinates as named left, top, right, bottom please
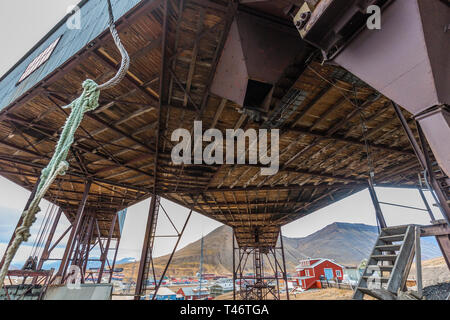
left=232, top=228, right=290, bottom=300
left=0, top=178, right=123, bottom=289
left=392, top=102, right=450, bottom=268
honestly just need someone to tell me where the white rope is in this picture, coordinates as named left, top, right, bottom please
left=0, top=0, right=130, bottom=285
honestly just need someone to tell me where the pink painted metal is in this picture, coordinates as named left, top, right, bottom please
left=334, top=0, right=449, bottom=115
left=211, top=11, right=305, bottom=106
left=416, top=108, right=450, bottom=177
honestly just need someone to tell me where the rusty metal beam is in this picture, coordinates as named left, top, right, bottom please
left=97, top=213, right=117, bottom=283
left=56, top=180, right=91, bottom=281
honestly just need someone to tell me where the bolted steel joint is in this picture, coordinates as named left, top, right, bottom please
left=295, top=11, right=311, bottom=30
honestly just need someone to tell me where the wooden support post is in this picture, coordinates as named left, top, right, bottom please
left=435, top=233, right=450, bottom=270
left=98, top=213, right=117, bottom=283
left=0, top=178, right=40, bottom=269
left=415, top=226, right=423, bottom=297
left=57, top=180, right=92, bottom=282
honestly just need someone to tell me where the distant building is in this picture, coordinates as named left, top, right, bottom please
left=343, top=266, right=363, bottom=284
left=196, top=273, right=216, bottom=280
left=176, top=287, right=210, bottom=300
left=146, top=287, right=180, bottom=300
left=145, top=279, right=169, bottom=287
left=209, top=279, right=234, bottom=297
left=295, top=258, right=344, bottom=290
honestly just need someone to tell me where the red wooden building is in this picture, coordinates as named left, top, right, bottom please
left=176, top=287, right=210, bottom=300
left=295, top=259, right=345, bottom=290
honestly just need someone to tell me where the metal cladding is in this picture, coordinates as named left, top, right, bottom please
left=240, top=0, right=306, bottom=19
left=333, top=0, right=449, bottom=114
left=416, top=108, right=450, bottom=177
left=211, top=10, right=305, bottom=108
left=330, top=0, right=450, bottom=176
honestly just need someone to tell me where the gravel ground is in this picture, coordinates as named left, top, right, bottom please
left=423, top=283, right=450, bottom=300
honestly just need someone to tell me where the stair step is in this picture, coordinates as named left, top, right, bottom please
left=381, top=225, right=409, bottom=235
left=357, top=287, right=373, bottom=294
left=379, top=234, right=405, bottom=242
left=375, top=244, right=401, bottom=251
left=366, top=265, right=393, bottom=272
left=372, top=255, right=397, bottom=261
left=362, top=276, right=390, bottom=283
left=356, top=287, right=386, bottom=299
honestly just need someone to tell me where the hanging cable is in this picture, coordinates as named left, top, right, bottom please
left=34, top=202, right=56, bottom=260
left=355, top=87, right=376, bottom=182
left=355, top=87, right=382, bottom=232
left=30, top=202, right=52, bottom=258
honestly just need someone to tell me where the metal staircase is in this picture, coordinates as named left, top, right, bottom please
left=141, top=195, right=161, bottom=293
left=353, top=225, right=418, bottom=300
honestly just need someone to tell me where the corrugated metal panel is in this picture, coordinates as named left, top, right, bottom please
left=0, top=0, right=141, bottom=112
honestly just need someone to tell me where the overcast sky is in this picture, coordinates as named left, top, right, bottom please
left=0, top=1, right=444, bottom=266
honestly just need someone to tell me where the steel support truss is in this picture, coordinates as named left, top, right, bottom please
left=134, top=195, right=192, bottom=300
left=44, top=208, right=121, bottom=285
left=1, top=183, right=122, bottom=298
left=392, top=102, right=450, bottom=269
left=232, top=228, right=290, bottom=300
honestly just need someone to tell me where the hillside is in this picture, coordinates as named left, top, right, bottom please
left=409, top=257, right=450, bottom=287
left=118, top=222, right=443, bottom=277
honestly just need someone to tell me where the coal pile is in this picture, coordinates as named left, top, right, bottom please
left=423, top=283, right=450, bottom=300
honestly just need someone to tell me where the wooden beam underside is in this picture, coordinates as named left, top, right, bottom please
left=0, top=0, right=430, bottom=246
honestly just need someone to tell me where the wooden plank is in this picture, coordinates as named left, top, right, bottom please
left=420, top=222, right=450, bottom=237
left=386, top=226, right=415, bottom=294
left=415, top=226, right=423, bottom=297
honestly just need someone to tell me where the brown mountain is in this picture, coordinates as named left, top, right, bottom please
left=118, top=222, right=442, bottom=277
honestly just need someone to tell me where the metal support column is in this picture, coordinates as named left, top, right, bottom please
left=417, top=184, right=436, bottom=222
left=152, top=209, right=192, bottom=299
left=98, top=213, right=117, bottom=283
left=417, top=124, right=450, bottom=224
left=57, top=180, right=91, bottom=282
left=393, top=102, right=450, bottom=222
left=108, top=236, right=121, bottom=283
left=393, top=102, right=450, bottom=269
left=367, top=178, right=387, bottom=229
left=81, top=215, right=96, bottom=282
left=254, top=248, right=263, bottom=300
left=232, top=230, right=236, bottom=301
left=135, top=195, right=160, bottom=299
left=37, top=207, right=63, bottom=270
left=279, top=228, right=290, bottom=300
left=273, top=249, right=280, bottom=300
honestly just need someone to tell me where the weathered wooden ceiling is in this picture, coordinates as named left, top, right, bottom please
left=0, top=0, right=428, bottom=246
